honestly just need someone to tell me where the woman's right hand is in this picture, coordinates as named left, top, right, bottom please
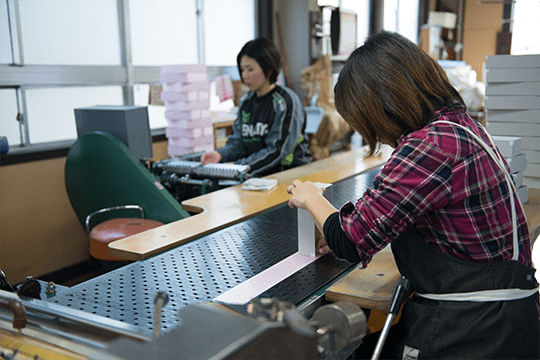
left=201, top=151, right=222, bottom=165
left=287, top=180, right=325, bottom=211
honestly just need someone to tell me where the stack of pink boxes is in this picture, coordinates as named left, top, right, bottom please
left=161, top=64, right=214, bottom=157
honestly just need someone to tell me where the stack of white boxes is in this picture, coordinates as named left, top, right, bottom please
left=160, top=64, right=214, bottom=157
left=484, top=54, right=540, bottom=200
left=492, top=136, right=528, bottom=202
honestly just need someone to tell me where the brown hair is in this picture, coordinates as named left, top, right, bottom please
left=334, top=31, right=465, bottom=156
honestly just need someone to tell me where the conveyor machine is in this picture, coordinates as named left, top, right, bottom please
left=0, top=287, right=367, bottom=360
left=151, top=153, right=251, bottom=203
left=16, top=126, right=387, bottom=358
left=3, top=167, right=383, bottom=359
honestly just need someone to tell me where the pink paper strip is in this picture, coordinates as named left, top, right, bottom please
left=214, top=252, right=320, bottom=305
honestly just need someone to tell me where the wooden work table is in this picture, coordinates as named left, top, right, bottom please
left=109, top=147, right=387, bottom=260
left=326, top=247, right=401, bottom=311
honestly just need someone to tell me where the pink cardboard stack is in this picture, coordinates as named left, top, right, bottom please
left=161, top=64, right=214, bottom=157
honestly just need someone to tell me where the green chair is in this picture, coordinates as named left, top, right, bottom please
left=65, top=132, right=190, bottom=263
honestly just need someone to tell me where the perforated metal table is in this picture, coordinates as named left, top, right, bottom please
left=49, top=167, right=381, bottom=334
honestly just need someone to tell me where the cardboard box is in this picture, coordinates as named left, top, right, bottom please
left=505, top=153, right=527, bottom=173
left=161, top=64, right=207, bottom=74
left=493, top=136, right=522, bottom=157
left=486, top=82, right=540, bottom=96
left=524, top=176, right=540, bottom=190
left=428, top=11, right=457, bottom=29
left=161, top=90, right=198, bottom=102
left=160, top=72, right=207, bottom=84
left=486, top=68, right=540, bottom=83
left=165, top=109, right=203, bottom=121
left=518, top=185, right=528, bottom=203
left=486, top=109, right=540, bottom=123
left=523, top=149, right=540, bottom=164
left=162, top=81, right=210, bottom=92
left=160, top=64, right=207, bottom=84
left=522, top=136, right=540, bottom=151
left=484, top=95, right=540, bottom=110
left=487, top=122, right=540, bottom=137
left=167, top=135, right=214, bottom=147
left=166, top=117, right=212, bottom=130
left=198, top=90, right=209, bottom=100
left=512, top=171, right=524, bottom=188
left=298, top=183, right=333, bottom=257
left=167, top=126, right=203, bottom=139
left=161, top=90, right=209, bottom=103
left=164, top=99, right=210, bottom=111
left=524, top=163, right=540, bottom=178
left=486, top=54, right=540, bottom=69
left=168, top=143, right=213, bottom=156
left=215, top=137, right=228, bottom=149
left=166, top=124, right=213, bottom=139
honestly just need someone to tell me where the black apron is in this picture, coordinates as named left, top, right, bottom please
left=387, top=225, right=540, bottom=359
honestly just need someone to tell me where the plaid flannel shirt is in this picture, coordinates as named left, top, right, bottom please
left=340, top=106, right=533, bottom=271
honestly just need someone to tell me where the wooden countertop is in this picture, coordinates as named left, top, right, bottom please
left=109, top=148, right=387, bottom=260
left=325, top=247, right=400, bottom=311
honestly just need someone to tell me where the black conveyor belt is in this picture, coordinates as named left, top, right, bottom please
left=50, top=167, right=381, bottom=334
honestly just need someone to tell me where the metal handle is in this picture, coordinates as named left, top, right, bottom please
left=0, top=290, right=26, bottom=330
left=85, top=205, right=145, bottom=236
left=371, top=277, right=411, bottom=360
left=153, top=291, right=169, bottom=338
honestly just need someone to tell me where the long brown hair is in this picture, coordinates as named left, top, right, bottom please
left=334, top=31, right=465, bottom=156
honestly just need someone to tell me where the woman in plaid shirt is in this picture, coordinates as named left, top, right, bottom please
left=287, top=32, right=539, bottom=359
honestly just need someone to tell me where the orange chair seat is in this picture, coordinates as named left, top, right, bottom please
left=89, top=218, right=164, bottom=261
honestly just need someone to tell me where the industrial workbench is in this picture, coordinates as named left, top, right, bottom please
left=48, top=165, right=383, bottom=335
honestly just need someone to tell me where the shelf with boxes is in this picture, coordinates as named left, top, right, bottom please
left=420, top=11, right=461, bottom=61
left=492, top=136, right=529, bottom=203
left=485, top=54, right=540, bottom=191
left=160, top=65, right=214, bottom=157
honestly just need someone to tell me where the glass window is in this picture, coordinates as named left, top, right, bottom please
left=511, top=0, right=540, bottom=55
left=317, top=0, right=339, bottom=6
left=0, top=1, right=11, bottom=64
left=25, top=86, right=124, bottom=144
left=18, top=0, right=121, bottom=65
left=384, top=0, right=398, bottom=33
left=384, top=0, right=419, bottom=44
left=129, top=0, right=198, bottom=66
left=2, top=0, right=258, bottom=148
left=204, top=0, right=255, bottom=66
left=0, top=89, right=20, bottom=146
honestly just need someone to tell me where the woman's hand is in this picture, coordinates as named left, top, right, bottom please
left=316, top=234, right=333, bottom=256
left=287, top=180, right=325, bottom=210
left=287, top=179, right=339, bottom=250
left=201, top=151, right=222, bottom=165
